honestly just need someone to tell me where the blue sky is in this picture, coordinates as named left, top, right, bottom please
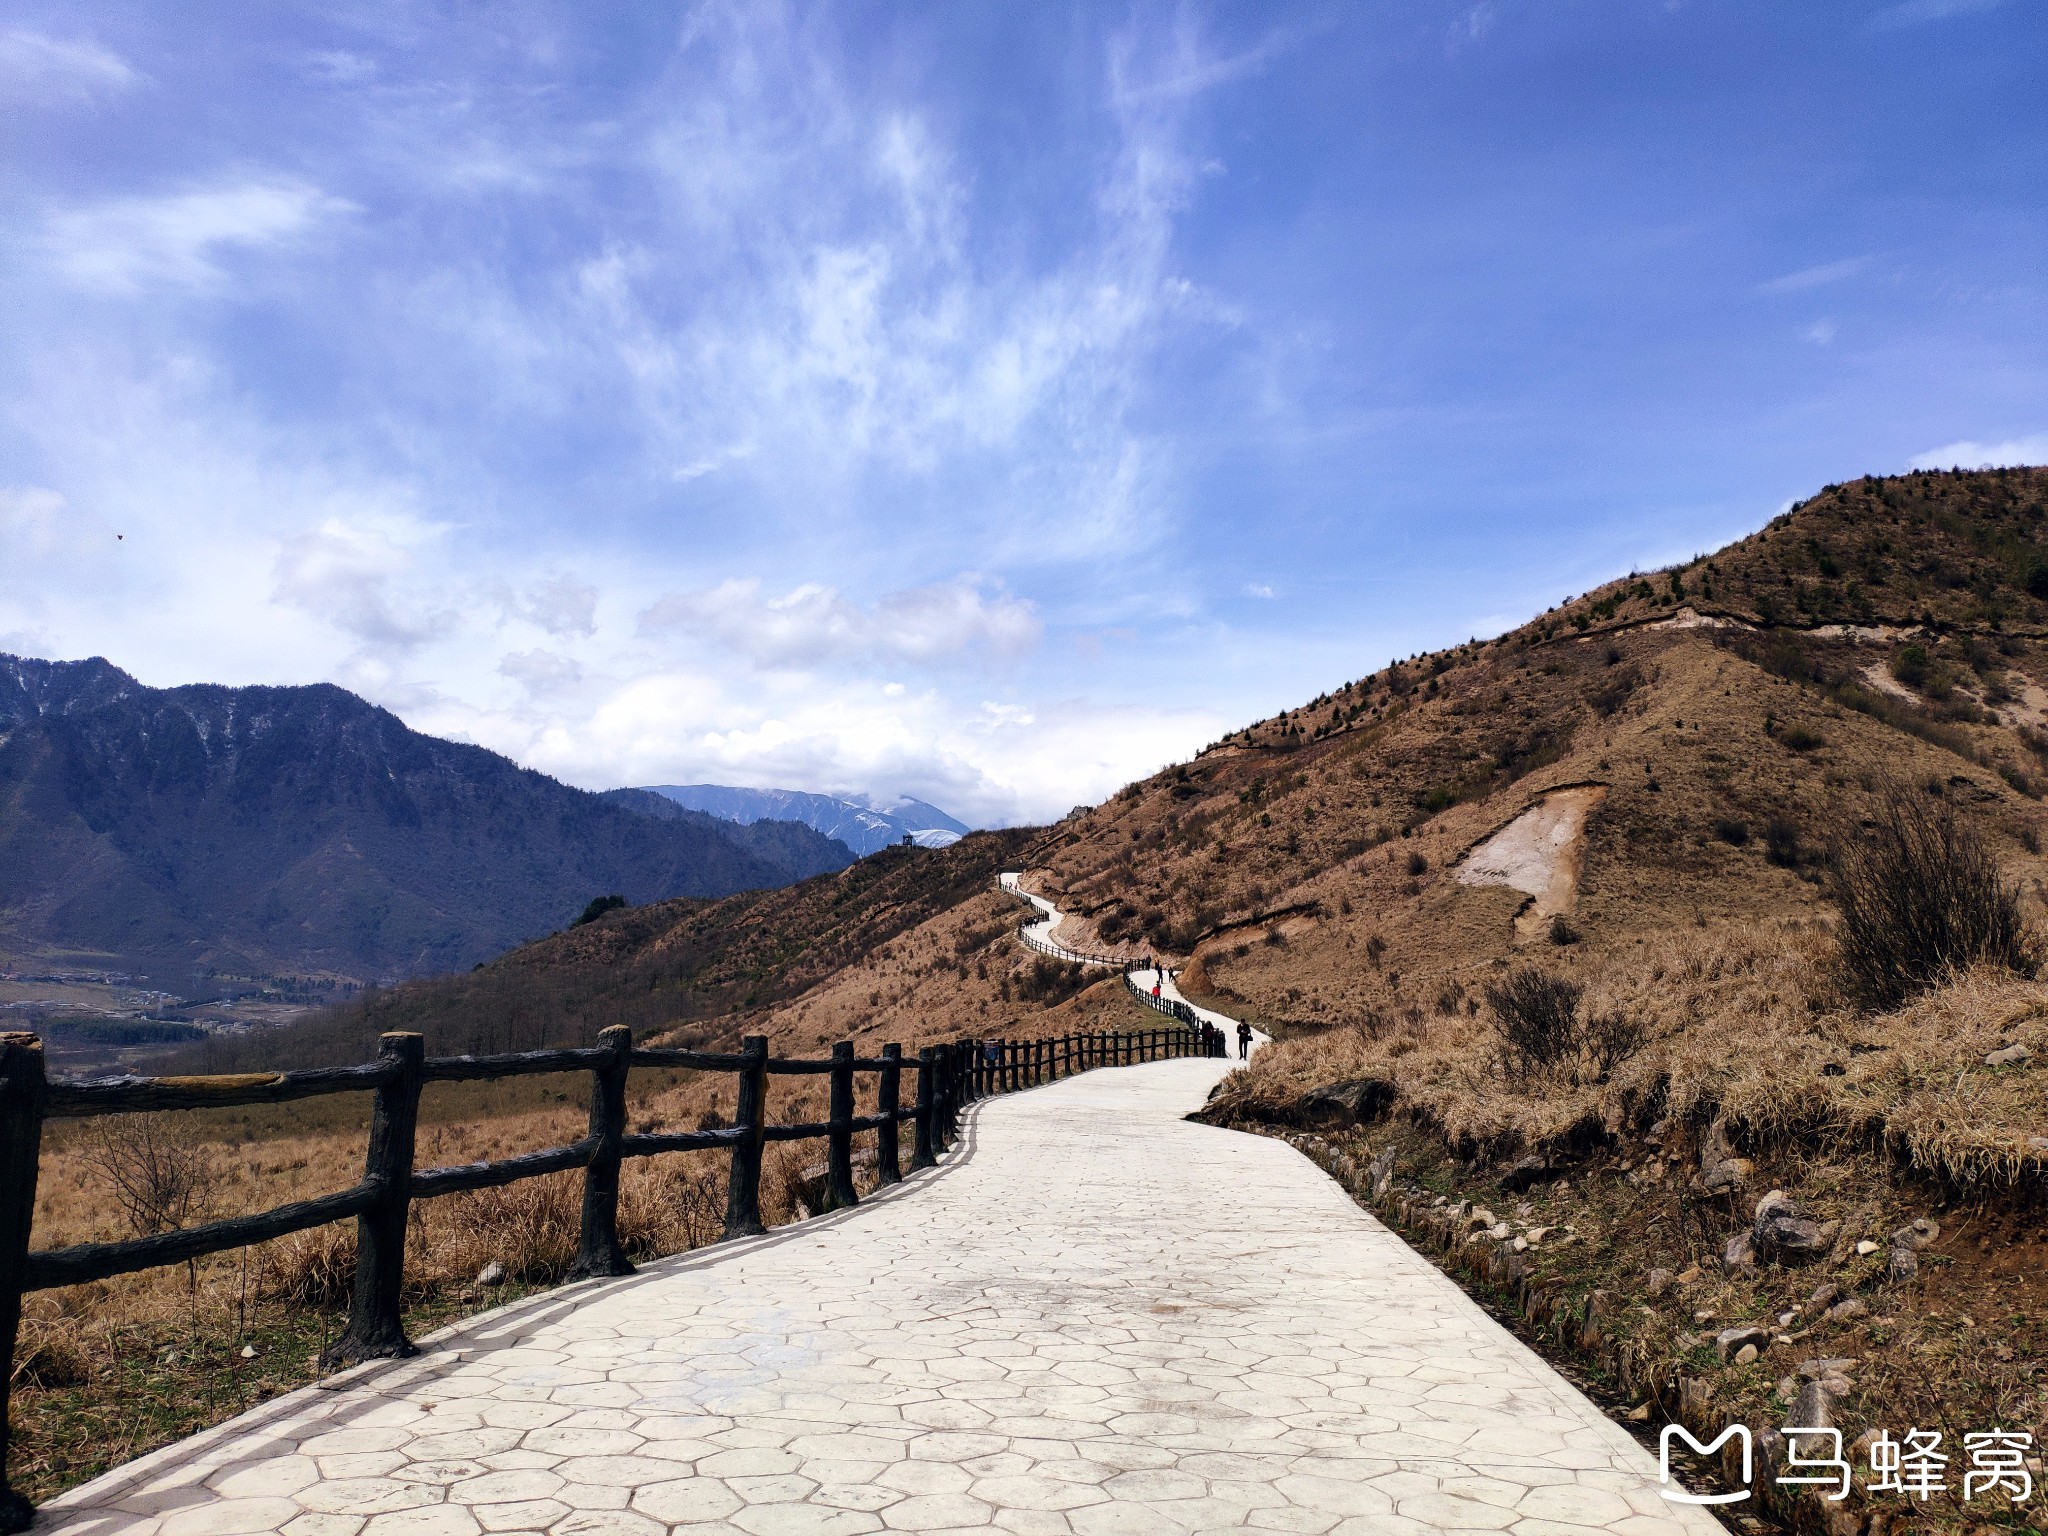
left=3, top=2, right=2043, bottom=825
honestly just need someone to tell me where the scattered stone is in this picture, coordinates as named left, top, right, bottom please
left=1488, top=1221, right=1512, bottom=1241
left=1889, top=1246, right=1918, bottom=1283
left=1797, top=1357, right=1858, bottom=1380
left=476, top=1261, right=506, bottom=1287
left=1808, top=1281, right=1841, bottom=1312
left=1717, top=1325, right=1771, bottom=1361
left=1753, top=1189, right=1829, bottom=1263
left=2028, top=1136, right=2048, bottom=1155
left=1700, top=1156, right=1753, bottom=1195
left=1777, top=1310, right=1799, bottom=1327
left=1775, top=1376, right=1800, bottom=1403
left=1985, top=1043, right=2031, bottom=1067
left=1645, top=1266, right=1675, bottom=1297
left=1511, top=1235, right=1528, bottom=1253
left=1735, top=1343, right=1760, bottom=1366
left=1524, top=1226, right=1552, bottom=1246
left=1855, top=1239, right=1880, bottom=1257
left=1676, top=1265, right=1702, bottom=1285
left=1500, top=1154, right=1553, bottom=1191
left=1792, top=1379, right=1837, bottom=1431
left=1723, top=1231, right=1757, bottom=1272
left=1825, top=1298, right=1869, bottom=1326
left=239, top=1344, right=257, bottom=1360
left=1627, top=1403, right=1652, bottom=1422
left=1695, top=1309, right=1717, bottom=1324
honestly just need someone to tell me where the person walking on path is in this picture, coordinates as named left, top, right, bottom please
left=1236, top=1020, right=1252, bottom=1059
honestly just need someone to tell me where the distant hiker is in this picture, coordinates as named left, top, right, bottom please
left=1236, top=1020, right=1252, bottom=1059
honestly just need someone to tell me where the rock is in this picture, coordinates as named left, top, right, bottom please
left=476, top=1261, right=506, bottom=1287
left=1700, top=1155, right=1753, bottom=1194
left=1790, top=1378, right=1836, bottom=1430
left=1524, top=1226, right=1552, bottom=1246
left=1675, top=1265, right=1702, bottom=1285
left=1488, top=1221, right=1512, bottom=1241
left=1775, top=1375, right=1800, bottom=1402
left=1777, top=1310, right=1799, bottom=1327
left=1889, top=1246, right=1918, bottom=1283
left=1645, top=1267, right=1675, bottom=1297
left=1471, top=1207, right=1499, bottom=1229
left=1855, top=1239, right=1880, bottom=1256
left=1500, top=1153, right=1554, bottom=1191
left=1753, top=1189, right=1830, bottom=1263
left=1795, top=1355, right=1856, bottom=1379
left=1986, top=1043, right=2031, bottom=1067
left=1735, top=1343, right=1760, bottom=1365
left=1808, top=1281, right=1841, bottom=1311
left=1627, top=1403, right=1652, bottom=1422
left=239, top=1344, right=257, bottom=1359
left=1366, top=1146, right=1399, bottom=1198
left=1299, top=1077, right=1397, bottom=1125
left=1717, top=1325, right=1771, bottom=1360
left=1512, top=1235, right=1528, bottom=1252
left=1825, top=1297, right=1868, bottom=1325
left=1723, top=1231, right=1757, bottom=1272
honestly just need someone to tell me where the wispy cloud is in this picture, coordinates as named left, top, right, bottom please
left=640, top=577, right=1041, bottom=669
left=1758, top=257, right=1867, bottom=294
left=1869, top=0, right=2001, bottom=29
left=0, top=28, right=136, bottom=105
left=1908, top=431, right=2048, bottom=470
left=41, top=177, right=353, bottom=295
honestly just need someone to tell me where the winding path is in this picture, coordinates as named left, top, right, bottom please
left=40, top=897, right=1722, bottom=1536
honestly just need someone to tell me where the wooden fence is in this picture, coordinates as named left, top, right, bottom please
left=0, top=1020, right=1222, bottom=1529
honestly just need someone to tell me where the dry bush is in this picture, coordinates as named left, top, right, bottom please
left=80, top=1115, right=211, bottom=1238
left=1831, top=784, right=2036, bottom=1010
left=257, top=1223, right=354, bottom=1308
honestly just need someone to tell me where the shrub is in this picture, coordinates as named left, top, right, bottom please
left=1486, top=969, right=1642, bottom=1085
left=1712, top=817, right=1750, bottom=846
left=1486, top=971, right=1584, bottom=1075
left=81, top=1114, right=211, bottom=1238
left=1405, top=851, right=1429, bottom=877
left=1764, top=815, right=1802, bottom=867
left=1831, top=785, right=2037, bottom=1010
left=1780, top=725, right=1825, bottom=753
left=1547, top=914, right=1581, bottom=946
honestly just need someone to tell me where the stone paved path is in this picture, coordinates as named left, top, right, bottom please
left=44, top=1052, right=1722, bottom=1536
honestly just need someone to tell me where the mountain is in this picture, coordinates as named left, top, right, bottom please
left=0, top=657, right=854, bottom=988
left=634, top=783, right=971, bottom=855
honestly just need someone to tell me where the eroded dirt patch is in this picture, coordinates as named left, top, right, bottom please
left=1458, top=784, right=1609, bottom=942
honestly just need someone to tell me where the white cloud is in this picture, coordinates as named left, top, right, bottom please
left=503, top=574, right=599, bottom=638
left=0, top=28, right=136, bottom=105
left=1758, top=257, right=1868, bottom=295
left=1870, top=0, right=2000, bottom=28
left=1907, top=432, right=2048, bottom=471
left=272, top=514, right=451, bottom=652
left=640, top=577, right=1041, bottom=669
left=1245, top=582, right=1274, bottom=599
left=41, top=177, right=353, bottom=295
left=1804, top=320, right=1837, bottom=345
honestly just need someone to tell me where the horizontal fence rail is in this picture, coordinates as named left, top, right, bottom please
left=0, top=1017, right=1224, bottom=1531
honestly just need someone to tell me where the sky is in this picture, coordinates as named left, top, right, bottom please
left=3, top=1, right=2044, bottom=827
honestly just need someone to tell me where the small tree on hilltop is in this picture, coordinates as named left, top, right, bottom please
left=1831, top=783, right=2037, bottom=1010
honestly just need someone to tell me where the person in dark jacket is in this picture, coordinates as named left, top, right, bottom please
left=1236, top=1020, right=1252, bottom=1059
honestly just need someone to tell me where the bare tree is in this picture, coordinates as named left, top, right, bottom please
left=80, top=1113, right=211, bottom=1238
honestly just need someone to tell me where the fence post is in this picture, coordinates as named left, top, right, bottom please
left=826, top=1041, right=858, bottom=1211
left=723, top=1035, right=770, bottom=1239
left=572, top=1025, right=635, bottom=1280
left=325, top=1031, right=424, bottom=1367
left=911, top=1048, right=938, bottom=1170
left=876, top=1044, right=902, bottom=1184
left=0, top=1034, right=47, bottom=1535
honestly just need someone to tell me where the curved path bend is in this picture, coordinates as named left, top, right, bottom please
left=43, top=917, right=1721, bottom=1536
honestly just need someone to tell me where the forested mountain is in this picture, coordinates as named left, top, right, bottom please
left=0, top=657, right=853, bottom=986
